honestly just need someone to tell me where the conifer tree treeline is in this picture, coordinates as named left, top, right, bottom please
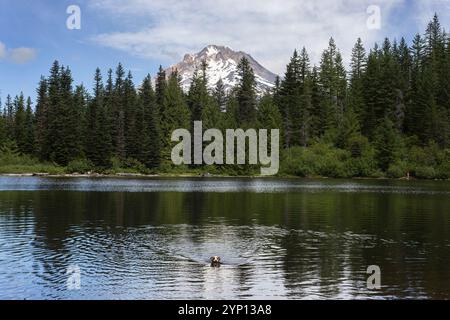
left=0, top=15, right=449, bottom=176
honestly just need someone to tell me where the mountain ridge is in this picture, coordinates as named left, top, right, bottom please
left=165, top=45, right=278, bottom=94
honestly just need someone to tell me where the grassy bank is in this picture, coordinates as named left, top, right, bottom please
left=1, top=141, right=449, bottom=180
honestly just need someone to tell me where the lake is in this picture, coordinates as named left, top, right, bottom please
left=1, top=176, right=450, bottom=299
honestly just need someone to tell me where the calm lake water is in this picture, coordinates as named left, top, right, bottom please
left=1, top=176, right=450, bottom=300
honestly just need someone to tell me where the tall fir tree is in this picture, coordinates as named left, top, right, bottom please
left=139, top=74, right=161, bottom=168
left=160, top=70, right=190, bottom=161
left=24, top=97, right=35, bottom=155
left=213, top=78, right=227, bottom=111
left=155, top=65, right=167, bottom=112
left=405, top=34, right=426, bottom=138
left=348, top=38, right=367, bottom=119
left=62, top=66, right=82, bottom=163
left=112, top=63, right=126, bottom=159
left=279, top=50, right=300, bottom=147
left=319, top=38, right=347, bottom=132
left=236, top=57, right=257, bottom=127
left=13, top=93, right=27, bottom=154
left=124, top=71, right=140, bottom=160
left=34, top=77, right=49, bottom=160
left=86, top=68, right=111, bottom=167
left=4, top=95, right=14, bottom=139
left=0, top=98, right=5, bottom=146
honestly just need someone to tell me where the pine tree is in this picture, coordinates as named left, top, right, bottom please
left=0, top=98, right=5, bottom=146
left=24, top=97, right=35, bottom=155
left=139, top=74, right=161, bottom=168
left=124, top=71, right=140, bottom=160
left=112, top=63, right=126, bottom=159
left=279, top=50, right=300, bottom=147
left=188, top=62, right=208, bottom=123
left=424, top=13, right=445, bottom=62
left=394, top=37, right=412, bottom=132
left=56, top=66, right=80, bottom=164
left=405, top=34, right=426, bottom=138
left=273, top=75, right=282, bottom=109
left=96, top=96, right=112, bottom=167
left=4, top=95, right=14, bottom=139
left=319, top=38, right=347, bottom=132
left=213, top=78, right=227, bottom=111
left=257, top=94, right=282, bottom=130
left=348, top=38, right=367, bottom=119
left=419, top=65, right=449, bottom=146
left=279, top=48, right=313, bottom=147
left=236, top=57, right=257, bottom=127
left=425, top=14, right=449, bottom=146
left=47, top=61, right=64, bottom=163
left=380, top=38, right=402, bottom=127
left=42, top=63, right=81, bottom=165
left=189, top=61, right=221, bottom=130
left=73, top=84, right=89, bottom=158
left=104, top=68, right=114, bottom=157
left=362, top=45, right=383, bottom=138
left=35, top=76, right=49, bottom=160
left=86, top=68, right=101, bottom=162
left=14, top=93, right=27, bottom=154
left=373, top=117, right=402, bottom=171
left=86, top=68, right=111, bottom=167
left=221, top=90, right=239, bottom=130
left=309, top=66, right=322, bottom=138
left=336, top=106, right=361, bottom=150
left=155, top=65, right=167, bottom=112
left=160, top=70, right=190, bottom=160
left=278, top=49, right=314, bottom=147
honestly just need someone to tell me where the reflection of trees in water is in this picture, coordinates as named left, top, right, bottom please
left=2, top=187, right=450, bottom=298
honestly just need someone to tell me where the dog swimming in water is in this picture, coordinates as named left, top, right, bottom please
left=210, top=256, right=221, bottom=267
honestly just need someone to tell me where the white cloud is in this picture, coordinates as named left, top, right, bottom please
left=9, top=47, right=37, bottom=64
left=90, top=0, right=408, bottom=74
left=0, top=41, right=37, bottom=64
left=0, top=41, right=6, bottom=59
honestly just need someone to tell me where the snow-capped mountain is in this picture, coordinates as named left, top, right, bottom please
left=165, top=45, right=278, bottom=94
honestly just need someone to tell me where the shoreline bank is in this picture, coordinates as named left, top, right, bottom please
left=0, top=172, right=448, bottom=181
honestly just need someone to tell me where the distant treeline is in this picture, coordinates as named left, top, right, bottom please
left=0, top=15, right=449, bottom=178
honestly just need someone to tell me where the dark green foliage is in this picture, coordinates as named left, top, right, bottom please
left=373, top=117, right=403, bottom=171
left=257, top=94, right=282, bottom=130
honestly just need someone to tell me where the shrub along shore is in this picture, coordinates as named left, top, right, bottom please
left=1, top=140, right=449, bottom=180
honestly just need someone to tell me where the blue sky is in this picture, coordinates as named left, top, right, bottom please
left=0, top=0, right=449, bottom=104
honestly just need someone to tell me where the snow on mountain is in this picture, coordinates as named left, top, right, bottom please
left=165, top=45, right=278, bottom=94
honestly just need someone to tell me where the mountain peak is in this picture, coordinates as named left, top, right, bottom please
left=166, top=45, right=277, bottom=94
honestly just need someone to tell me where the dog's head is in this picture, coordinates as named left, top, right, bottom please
left=210, top=256, right=221, bottom=265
